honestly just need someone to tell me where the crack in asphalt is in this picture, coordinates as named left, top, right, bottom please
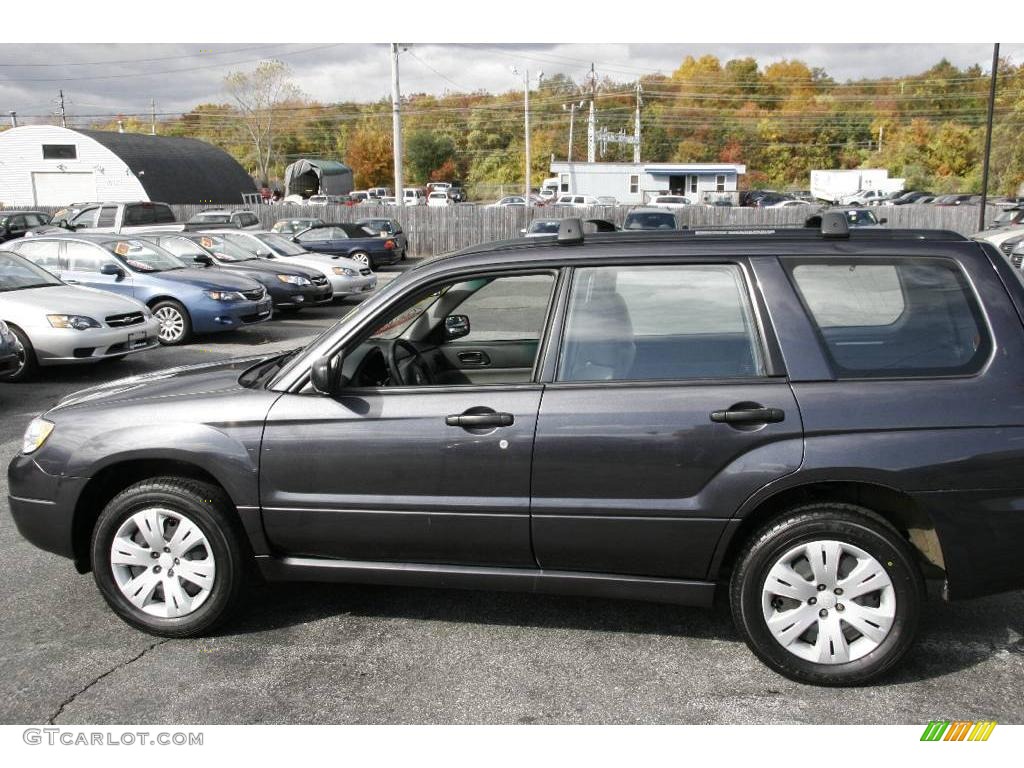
left=48, top=639, right=171, bottom=725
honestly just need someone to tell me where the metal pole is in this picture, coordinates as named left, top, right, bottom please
left=524, top=70, right=531, bottom=200
left=58, top=89, right=67, bottom=128
left=979, top=43, right=1000, bottom=231
left=8, top=111, right=16, bottom=128
left=634, top=83, right=642, bottom=164
left=390, top=44, right=404, bottom=206
left=567, top=105, right=575, bottom=163
left=587, top=63, right=597, bottom=163
left=151, top=98, right=156, bottom=135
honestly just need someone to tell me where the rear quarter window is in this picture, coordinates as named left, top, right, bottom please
left=789, top=259, right=991, bottom=378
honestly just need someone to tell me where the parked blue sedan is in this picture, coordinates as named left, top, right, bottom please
left=9, top=234, right=272, bottom=345
left=293, top=223, right=402, bottom=269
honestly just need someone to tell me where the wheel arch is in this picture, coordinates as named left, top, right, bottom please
left=70, top=457, right=256, bottom=574
left=710, top=480, right=946, bottom=585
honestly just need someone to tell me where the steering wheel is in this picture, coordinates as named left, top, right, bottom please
left=390, top=338, right=433, bottom=386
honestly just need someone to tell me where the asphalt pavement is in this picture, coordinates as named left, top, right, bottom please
left=1, top=263, right=1022, bottom=724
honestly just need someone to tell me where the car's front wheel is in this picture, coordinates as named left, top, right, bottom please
left=730, top=504, right=923, bottom=686
left=91, top=477, right=246, bottom=637
left=151, top=300, right=192, bottom=345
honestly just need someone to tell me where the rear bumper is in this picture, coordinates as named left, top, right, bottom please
left=371, top=250, right=403, bottom=268
left=914, top=490, right=1024, bottom=599
left=7, top=454, right=85, bottom=562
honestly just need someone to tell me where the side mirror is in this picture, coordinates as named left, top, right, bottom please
left=100, top=263, right=125, bottom=279
left=879, top=217, right=888, bottom=224
left=194, top=253, right=213, bottom=266
left=310, top=354, right=343, bottom=395
left=519, top=228, right=527, bottom=235
left=443, top=314, right=471, bottom=341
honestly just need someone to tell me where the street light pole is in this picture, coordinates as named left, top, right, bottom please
left=979, top=43, right=1000, bottom=231
left=563, top=101, right=584, bottom=162
left=514, top=67, right=543, bottom=201
left=391, top=44, right=405, bottom=207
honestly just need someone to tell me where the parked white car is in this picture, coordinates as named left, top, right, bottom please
left=839, top=189, right=894, bottom=207
left=971, top=225, right=1024, bottom=259
left=767, top=199, right=817, bottom=208
left=0, top=250, right=159, bottom=381
left=427, top=192, right=452, bottom=208
left=403, top=189, right=426, bottom=206
left=648, top=195, right=691, bottom=210
left=519, top=219, right=562, bottom=237
left=553, top=194, right=601, bottom=207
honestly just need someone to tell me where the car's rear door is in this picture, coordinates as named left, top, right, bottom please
left=530, top=259, right=803, bottom=580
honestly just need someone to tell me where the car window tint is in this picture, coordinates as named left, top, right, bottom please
left=96, top=206, right=117, bottom=228
left=71, top=207, right=99, bottom=227
left=64, top=241, right=109, bottom=272
left=153, top=206, right=176, bottom=224
left=790, top=260, right=991, bottom=377
left=455, top=274, right=555, bottom=342
left=558, top=265, right=765, bottom=382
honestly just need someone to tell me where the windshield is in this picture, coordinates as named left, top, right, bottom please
left=844, top=210, right=878, bottom=225
left=529, top=221, right=560, bottom=234
left=624, top=212, right=676, bottom=230
left=191, top=213, right=231, bottom=223
left=255, top=233, right=307, bottom=255
left=369, top=288, right=448, bottom=340
left=105, top=240, right=187, bottom=272
left=188, top=234, right=258, bottom=262
left=994, top=209, right=1022, bottom=225
left=0, top=251, right=63, bottom=291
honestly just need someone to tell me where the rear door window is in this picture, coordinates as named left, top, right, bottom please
left=788, top=259, right=991, bottom=377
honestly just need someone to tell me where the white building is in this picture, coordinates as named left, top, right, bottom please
left=0, top=124, right=256, bottom=207
left=549, top=161, right=747, bottom=205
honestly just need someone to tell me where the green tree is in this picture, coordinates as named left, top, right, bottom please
left=405, top=130, right=456, bottom=183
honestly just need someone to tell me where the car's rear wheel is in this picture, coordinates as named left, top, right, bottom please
left=349, top=251, right=370, bottom=268
left=730, top=503, right=923, bottom=686
left=91, top=477, right=246, bottom=637
left=0, top=324, right=36, bottom=382
left=151, top=300, right=192, bottom=345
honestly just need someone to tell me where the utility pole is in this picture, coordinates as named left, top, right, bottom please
left=633, top=82, right=643, bottom=164
left=390, top=44, right=405, bottom=206
left=563, top=101, right=583, bottom=162
left=8, top=111, right=16, bottom=128
left=878, top=125, right=884, bottom=153
left=57, top=89, right=67, bottom=128
left=587, top=63, right=597, bottom=163
left=151, top=98, right=156, bottom=135
left=979, top=43, right=1000, bottom=231
left=514, top=67, right=543, bottom=200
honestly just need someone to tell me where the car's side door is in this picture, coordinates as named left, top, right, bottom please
left=531, top=261, right=804, bottom=580
left=259, top=269, right=560, bottom=567
left=61, top=241, right=134, bottom=298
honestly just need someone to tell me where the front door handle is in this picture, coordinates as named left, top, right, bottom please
left=446, top=412, right=514, bottom=428
left=710, top=406, right=785, bottom=424
left=64, top=278, right=80, bottom=284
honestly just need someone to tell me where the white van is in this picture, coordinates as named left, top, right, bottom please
left=403, top=189, right=426, bottom=206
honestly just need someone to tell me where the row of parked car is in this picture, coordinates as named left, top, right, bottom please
left=0, top=206, right=413, bottom=382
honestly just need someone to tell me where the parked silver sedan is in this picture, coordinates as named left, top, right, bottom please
left=0, top=250, right=160, bottom=381
left=211, top=230, right=378, bottom=298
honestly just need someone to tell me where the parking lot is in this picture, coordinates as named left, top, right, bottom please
left=1, top=262, right=1022, bottom=725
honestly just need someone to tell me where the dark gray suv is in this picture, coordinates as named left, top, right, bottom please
left=9, top=214, right=1024, bottom=685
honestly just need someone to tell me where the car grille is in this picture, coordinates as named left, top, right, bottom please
left=359, top=268, right=373, bottom=277
left=1012, top=253, right=1023, bottom=269
left=105, top=312, right=145, bottom=327
left=1000, top=240, right=1018, bottom=256
left=311, top=275, right=329, bottom=287
left=241, top=287, right=266, bottom=301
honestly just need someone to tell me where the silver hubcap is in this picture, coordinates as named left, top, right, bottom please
left=110, top=507, right=216, bottom=618
left=154, top=306, right=184, bottom=342
left=351, top=252, right=369, bottom=266
left=761, top=540, right=895, bottom=664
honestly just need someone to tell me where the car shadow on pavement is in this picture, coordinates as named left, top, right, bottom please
left=225, top=582, right=1023, bottom=687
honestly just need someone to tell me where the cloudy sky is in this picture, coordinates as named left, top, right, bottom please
left=1, top=43, right=1021, bottom=122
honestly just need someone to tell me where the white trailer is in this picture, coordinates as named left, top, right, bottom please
left=810, top=169, right=904, bottom=204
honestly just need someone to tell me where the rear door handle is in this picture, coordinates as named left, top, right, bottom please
left=64, top=278, right=80, bottom=284
left=446, top=412, right=514, bottom=428
left=710, top=407, right=785, bottom=424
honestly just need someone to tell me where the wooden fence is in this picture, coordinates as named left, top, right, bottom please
left=17, top=202, right=998, bottom=259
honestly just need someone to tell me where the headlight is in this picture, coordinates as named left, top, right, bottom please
left=204, top=290, right=246, bottom=302
left=22, top=417, right=54, bottom=455
left=47, top=314, right=101, bottom=330
left=277, top=274, right=312, bottom=286
left=333, top=267, right=358, bottom=277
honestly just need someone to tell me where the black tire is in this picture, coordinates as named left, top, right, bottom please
left=90, top=477, right=247, bottom=637
left=0, top=324, right=37, bottom=382
left=151, top=299, right=192, bottom=345
left=730, top=503, right=923, bottom=686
